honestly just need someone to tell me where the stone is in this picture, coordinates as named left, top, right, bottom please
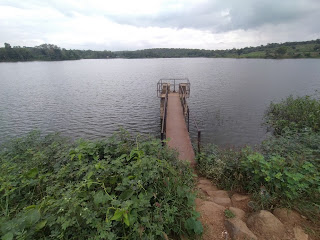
left=273, top=208, right=302, bottom=225
left=232, top=193, right=250, bottom=202
left=212, top=197, right=231, bottom=207
left=196, top=200, right=226, bottom=240
left=225, top=218, right=257, bottom=240
left=293, top=226, right=309, bottom=240
left=247, top=210, right=285, bottom=239
left=198, top=178, right=214, bottom=186
left=229, top=207, right=246, bottom=221
left=207, top=190, right=229, bottom=198
left=231, top=193, right=250, bottom=210
left=197, top=183, right=218, bottom=195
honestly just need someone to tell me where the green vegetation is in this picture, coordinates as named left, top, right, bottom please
left=0, top=130, right=202, bottom=239
left=0, top=43, right=115, bottom=61
left=197, top=94, right=320, bottom=223
left=224, top=209, right=235, bottom=219
left=266, top=94, right=320, bottom=135
left=1, top=39, right=320, bottom=61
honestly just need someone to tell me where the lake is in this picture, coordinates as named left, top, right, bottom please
left=0, top=58, right=320, bottom=146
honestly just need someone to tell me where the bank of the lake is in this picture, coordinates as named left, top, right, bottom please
left=1, top=39, right=320, bottom=62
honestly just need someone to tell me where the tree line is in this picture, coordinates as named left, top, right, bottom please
left=1, top=39, right=320, bottom=62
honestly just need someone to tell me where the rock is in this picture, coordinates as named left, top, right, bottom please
left=229, top=207, right=246, bottom=221
left=207, top=190, right=229, bottom=198
left=212, top=197, right=231, bottom=207
left=231, top=193, right=250, bottom=210
left=232, top=194, right=250, bottom=202
left=225, top=218, right=257, bottom=240
left=247, top=210, right=285, bottom=239
left=197, top=183, right=218, bottom=195
left=198, top=178, right=214, bottom=186
left=196, top=200, right=226, bottom=240
left=273, top=208, right=302, bottom=225
left=293, top=226, right=308, bottom=240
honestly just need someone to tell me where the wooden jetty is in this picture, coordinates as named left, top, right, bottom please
left=157, top=78, right=200, bottom=167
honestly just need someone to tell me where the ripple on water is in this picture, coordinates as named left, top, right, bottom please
left=0, top=58, right=320, bottom=146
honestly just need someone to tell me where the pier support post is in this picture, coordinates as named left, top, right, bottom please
left=198, top=131, right=201, bottom=154
left=187, top=107, right=190, bottom=132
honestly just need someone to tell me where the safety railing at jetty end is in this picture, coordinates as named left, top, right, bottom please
left=179, top=84, right=201, bottom=154
left=157, top=78, right=190, bottom=97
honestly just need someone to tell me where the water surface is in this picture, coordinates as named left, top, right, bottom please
left=0, top=58, right=319, bottom=146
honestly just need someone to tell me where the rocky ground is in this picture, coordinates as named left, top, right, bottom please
left=195, top=177, right=315, bottom=240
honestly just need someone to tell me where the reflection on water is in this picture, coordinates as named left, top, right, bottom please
left=0, top=58, right=319, bottom=146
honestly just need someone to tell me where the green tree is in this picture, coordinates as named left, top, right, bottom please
left=4, top=43, right=11, bottom=49
left=276, top=46, right=287, bottom=55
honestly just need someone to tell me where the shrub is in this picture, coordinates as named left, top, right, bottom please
left=197, top=142, right=320, bottom=211
left=197, top=94, right=320, bottom=221
left=265, top=95, right=320, bottom=135
left=0, top=131, right=202, bottom=239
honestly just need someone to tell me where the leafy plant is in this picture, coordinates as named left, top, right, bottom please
left=0, top=130, right=202, bottom=239
left=265, top=94, right=320, bottom=134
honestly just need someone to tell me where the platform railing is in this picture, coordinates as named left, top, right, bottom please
left=160, top=85, right=169, bottom=145
left=179, top=85, right=201, bottom=154
left=157, top=78, right=190, bottom=97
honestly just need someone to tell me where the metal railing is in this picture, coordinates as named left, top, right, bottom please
left=179, top=84, right=201, bottom=154
left=160, top=85, right=169, bottom=145
left=157, top=78, right=190, bottom=97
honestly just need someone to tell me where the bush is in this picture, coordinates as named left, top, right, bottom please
left=197, top=94, right=320, bottom=222
left=197, top=141, right=320, bottom=211
left=265, top=95, right=320, bottom=135
left=0, top=131, right=202, bottom=239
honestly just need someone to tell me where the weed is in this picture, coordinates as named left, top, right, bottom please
left=224, top=209, right=235, bottom=219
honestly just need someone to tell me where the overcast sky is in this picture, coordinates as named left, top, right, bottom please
left=0, top=0, right=319, bottom=50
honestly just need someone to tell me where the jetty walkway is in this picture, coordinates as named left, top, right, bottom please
left=157, top=78, right=200, bottom=167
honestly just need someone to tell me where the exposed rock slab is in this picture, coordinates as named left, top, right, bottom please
left=225, top=218, right=257, bottom=240
left=212, top=197, right=231, bottom=207
left=293, top=226, right=309, bottom=240
left=208, top=190, right=229, bottom=198
left=197, top=183, right=219, bottom=195
left=247, top=210, right=285, bottom=239
left=231, top=193, right=250, bottom=210
left=229, top=207, right=246, bottom=221
left=198, top=178, right=214, bottom=186
left=196, top=198, right=226, bottom=240
left=273, top=208, right=302, bottom=225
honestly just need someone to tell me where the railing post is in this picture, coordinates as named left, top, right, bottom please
left=198, top=130, right=201, bottom=154
left=187, top=107, right=190, bottom=132
left=161, top=132, right=164, bottom=146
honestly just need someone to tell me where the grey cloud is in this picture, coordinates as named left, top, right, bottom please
left=104, top=0, right=320, bottom=33
left=3, top=0, right=320, bottom=33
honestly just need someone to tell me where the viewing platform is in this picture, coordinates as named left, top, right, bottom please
left=157, top=78, right=200, bottom=167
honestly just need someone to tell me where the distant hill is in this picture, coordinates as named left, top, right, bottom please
left=1, top=39, right=320, bottom=62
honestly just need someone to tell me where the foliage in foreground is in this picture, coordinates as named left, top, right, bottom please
left=197, top=94, right=320, bottom=221
left=0, top=131, right=202, bottom=240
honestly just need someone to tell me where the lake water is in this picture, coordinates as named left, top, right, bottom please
left=1, top=58, right=320, bottom=146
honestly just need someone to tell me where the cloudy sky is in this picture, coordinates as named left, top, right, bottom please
left=0, top=0, right=319, bottom=50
